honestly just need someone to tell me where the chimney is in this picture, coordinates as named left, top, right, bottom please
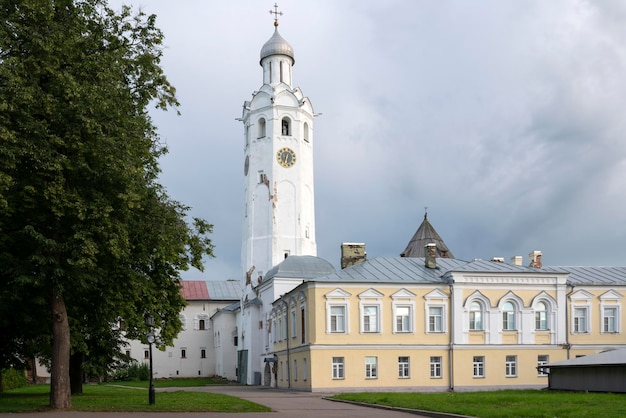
left=491, top=257, right=505, bottom=263
left=529, top=250, right=542, bottom=268
left=510, top=256, right=523, bottom=266
left=425, top=243, right=437, bottom=269
left=341, top=243, right=366, bottom=269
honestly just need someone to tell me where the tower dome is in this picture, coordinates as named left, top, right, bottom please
left=260, top=28, right=295, bottom=65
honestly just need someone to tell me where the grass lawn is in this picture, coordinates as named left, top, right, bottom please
left=0, top=384, right=271, bottom=413
left=332, top=390, right=626, bottom=418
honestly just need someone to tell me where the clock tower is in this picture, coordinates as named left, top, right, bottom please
left=237, top=6, right=317, bottom=384
left=240, top=14, right=317, bottom=289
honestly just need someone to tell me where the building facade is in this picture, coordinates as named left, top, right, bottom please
left=268, top=253, right=626, bottom=392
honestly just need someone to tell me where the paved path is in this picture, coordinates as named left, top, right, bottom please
left=0, top=385, right=430, bottom=418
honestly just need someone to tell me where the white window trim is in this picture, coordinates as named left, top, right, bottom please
left=572, top=304, right=591, bottom=334
left=398, top=356, right=410, bottom=379
left=601, top=305, right=620, bottom=334
left=392, top=303, right=414, bottom=333
left=332, top=357, right=345, bottom=380
left=365, top=356, right=378, bottom=379
left=473, top=356, right=485, bottom=378
left=392, top=289, right=416, bottom=334
left=464, top=291, right=491, bottom=332
left=505, top=355, right=517, bottom=377
left=430, top=356, right=442, bottom=379
left=325, top=289, right=351, bottom=334
left=359, top=289, right=384, bottom=334
left=424, top=289, right=449, bottom=334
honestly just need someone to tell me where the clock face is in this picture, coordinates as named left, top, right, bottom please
left=276, top=147, right=296, bottom=168
left=244, top=155, right=249, bottom=176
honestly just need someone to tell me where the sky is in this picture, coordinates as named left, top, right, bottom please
left=109, top=0, right=626, bottom=281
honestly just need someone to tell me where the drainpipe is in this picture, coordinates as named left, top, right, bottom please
left=565, top=286, right=574, bottom=360
left=448, top=283, right=455, bottom=391
left=281, top=296, right=291, bottom=388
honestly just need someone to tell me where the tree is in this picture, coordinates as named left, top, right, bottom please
left=0, top=0, right=214, bottom=408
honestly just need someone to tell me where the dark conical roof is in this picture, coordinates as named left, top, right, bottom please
left=400, top=213, right=454, bottom=258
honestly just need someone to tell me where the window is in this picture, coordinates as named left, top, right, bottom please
left=363, top=305, right=379, bottom=332
left=332, top=357, right=344, bottom=379
left=505, top=355, right=517, bottom=377
left=469, top=301, right=483, bottom=330
left=200, top=349, right=206, bottom=359
left=430, top=356, right=442, bottom=378
left=291, top=310, right=297, bottom=339
left=280, top=361, right=283, bottom=381
left=281, top=118, right=290, bottom=136
left=398, top=356, right=410, bottom=378
left=278, top=317, right=283, bottom=340
left=303, top=358, right=308, bottom=381
left=428, top=306, right=443, bottom=332
left=395, top=306, right=411, bottom=333
left=330, top=306, right=346, bottom=333
left=502, top=301, right=516, bottom=330
left=603, top=307, right=618, bottom=333
left=125, top=350, right=131, bottom=357
left=258, top=118, right=266, bottom=138
left=573, top=307, right=588, bottom=333
left=303, top=122, right=309, bottom=142
left=535, top=302, right=548, bottom=330
left=537, top=355, right=549, bottom=376
left=473, top=356, right=485, bottom=378
left=199, top=319, right=206, bottom=330
left=144, top=350, right=149, bottom=359
left=365, top=357, right=378, bottom=379
left=294, top=359, right=298, bottom=381
left=181, top=348, right=187, bottom=359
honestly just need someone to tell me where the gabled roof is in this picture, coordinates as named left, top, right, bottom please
left=180, top=280, right=240, bottom=301
left=264, top=255, right=336, bottom=281
left=548, top=349, right=626, bottom=368
left=400, top=213, right=454, bottom=258
left=180, top=281, right=209, bottom=300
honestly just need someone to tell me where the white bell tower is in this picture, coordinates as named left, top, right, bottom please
left=237, top=5, right=317, bottom=384
left=240, top=13, right=317, bottom=289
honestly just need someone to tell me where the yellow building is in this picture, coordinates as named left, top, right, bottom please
left=267, top=245, right=625, bottom=392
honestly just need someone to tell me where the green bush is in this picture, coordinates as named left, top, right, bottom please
left=1, top=368, right=28, bottom=390
left=111, top=362, right=150, bottom=381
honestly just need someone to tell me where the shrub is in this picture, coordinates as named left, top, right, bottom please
left=111, top=362, right=150, bottom=381
left=1, top=368, right=28, bottom=391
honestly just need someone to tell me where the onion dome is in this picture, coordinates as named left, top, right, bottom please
left=260, top=28, right=295, bottom=65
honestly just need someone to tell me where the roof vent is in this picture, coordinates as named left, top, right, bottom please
left=491, top=257, right=505, bottom=263
left=425, top=243, right=437, bottom=269
left=510, top=256, right=523, bottom=266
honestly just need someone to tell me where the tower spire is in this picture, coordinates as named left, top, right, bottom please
left=269, top=3, right=282, bottom=27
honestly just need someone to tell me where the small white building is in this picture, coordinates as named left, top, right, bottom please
left=126, top=280, right=239, bottom=379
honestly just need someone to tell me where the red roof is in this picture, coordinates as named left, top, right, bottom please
left=180, top=281, right=209, bottom=300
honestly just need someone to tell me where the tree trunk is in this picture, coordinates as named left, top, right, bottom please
left=50, top=288, right=71, bottom=409
left=70, top=352, right=83, bottom=394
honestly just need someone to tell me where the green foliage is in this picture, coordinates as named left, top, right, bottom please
left=0, top=368, right=28, bottom=391
left=0, top=0, right=215, bottom=406
left=111, top=362, right=150, bottom=382
left=0, top=384, right=271, bottom=413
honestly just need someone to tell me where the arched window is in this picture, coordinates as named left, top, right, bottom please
left=303, top=122, right=309, bottom=142
left=199, top=319, right=206, bottom=330
left=469, top=301, right=483, bottom=330
left=258, top=118, right=266, bottom=138
left=281, top=118, right=290, bottom=136
left=502, top=301, right=516, bottom=330
left=535, top=301, right=548, bottom=330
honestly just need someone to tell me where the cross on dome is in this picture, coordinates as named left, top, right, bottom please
left=269, top=3, right=283, bottom=27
